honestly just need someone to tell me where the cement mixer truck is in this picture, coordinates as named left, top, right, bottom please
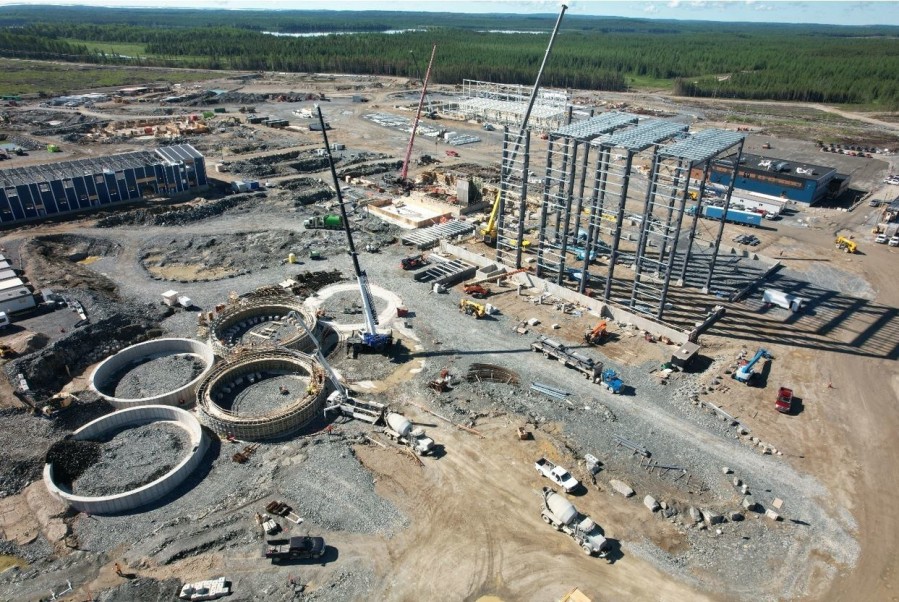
left=383, top=412, right=435, bottom=456
left=541, top=487, right=609, bottom=557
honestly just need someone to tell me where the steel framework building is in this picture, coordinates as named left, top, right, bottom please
left=0, top=144, right=207, bottom=226
left=452, top=80, right=570, bottom=130
left=494, top=114, right=745, bottom=321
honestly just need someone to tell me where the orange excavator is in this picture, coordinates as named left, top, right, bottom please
left=584, top=321, right=608, bottom=345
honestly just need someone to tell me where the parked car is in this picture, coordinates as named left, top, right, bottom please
left=875, top=234, right=888, bottom=244
left=890, top=236, right=899, bottom=247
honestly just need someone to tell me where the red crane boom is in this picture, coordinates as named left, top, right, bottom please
left=401, top=44, right=437, bottom=182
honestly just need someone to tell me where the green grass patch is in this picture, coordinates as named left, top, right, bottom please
left=625, top=74, right=674, bottom=91
left=0, top=58, right=219, bottom=96
left=62, top=38, right=147, bottom=58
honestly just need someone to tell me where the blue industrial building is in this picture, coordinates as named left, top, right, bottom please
left=708, top=153, right=846, bottom=205
left=0, top=144, right=207, bottom=226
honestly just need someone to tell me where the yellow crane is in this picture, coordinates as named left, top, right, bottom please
left=481, top=189, right=531, bottom=248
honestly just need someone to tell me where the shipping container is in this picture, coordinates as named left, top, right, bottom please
left=702, top=205, right=762, bottom=227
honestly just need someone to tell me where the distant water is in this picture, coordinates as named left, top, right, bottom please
left=262, top=29, right=424, bottom=37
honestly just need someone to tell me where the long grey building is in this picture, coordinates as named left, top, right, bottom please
left=0, top=144, right=207, bottom=226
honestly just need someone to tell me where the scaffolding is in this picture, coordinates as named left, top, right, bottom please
left=451, top=80, right=570, bottom=130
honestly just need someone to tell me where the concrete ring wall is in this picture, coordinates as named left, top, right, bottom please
left=208, top=301, right=318, bottom=356
left=90, top=338, right=216, bottom=409
left=196, top=349, right=328, bottom=441
left=43, top=405, right=208, bottom=515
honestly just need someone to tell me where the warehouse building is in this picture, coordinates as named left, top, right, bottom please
left=0, top=144, right=207, bottom=226
left=705, top=153, right=847, bottom=205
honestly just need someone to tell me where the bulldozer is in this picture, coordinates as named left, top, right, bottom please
left=459, top=299, right=486, bottom=319
left=583, top=321, right=608, bottom=345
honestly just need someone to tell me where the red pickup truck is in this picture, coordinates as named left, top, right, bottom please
left=775, top=387, right=793, bottom=414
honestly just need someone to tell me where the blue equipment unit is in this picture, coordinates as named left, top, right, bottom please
left=733, top=348, right=771, bottom=383
left=703, top=205, right=762, bottom=227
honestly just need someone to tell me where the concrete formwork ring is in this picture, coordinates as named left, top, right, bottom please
left=208, top=299, right=317, bottom=356
left=90, top=338, right=215, bottom=409
left=43, top=405, right=208, bottom=515
left=195, top=348, right=328, bottom=441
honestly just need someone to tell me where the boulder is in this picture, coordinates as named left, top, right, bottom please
left=742, top=496, right=757, bottom=511
left=644, top=495, right=660, bottom=512
left=728, top=511, right=744, bottom=522
left=610, top=479, right=635, bottom=498
left=702, top=509, right=724, bottom=526
left=688, top=506, right=703, bottom=523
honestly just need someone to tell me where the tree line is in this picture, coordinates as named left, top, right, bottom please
left=0, top=12, right=897, bottom=107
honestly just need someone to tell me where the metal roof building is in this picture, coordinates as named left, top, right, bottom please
left=0, top=144, right=207, bottom=226
left=707, top=153, right=841, bottom=204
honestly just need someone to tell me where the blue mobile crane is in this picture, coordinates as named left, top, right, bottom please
left=315, top=106, right=393, bottom=358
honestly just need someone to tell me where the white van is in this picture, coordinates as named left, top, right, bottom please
left=0, top=312, right=10, bottom=329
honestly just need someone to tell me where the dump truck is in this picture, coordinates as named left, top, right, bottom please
left=303, top=214, right=344, bottom=230
left=535, top=457, right=580, bottom=493
left=531, top=336, right=601, bottom=382
left=541, top=487, right=609, bottom=557
left=383, top=412, right=435, bottom=456
left=265, top=536, right=326, bottom=563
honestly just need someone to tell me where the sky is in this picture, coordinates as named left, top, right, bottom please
left=1, top=0, right=897, bottom=27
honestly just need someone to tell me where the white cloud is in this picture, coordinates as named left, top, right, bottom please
left=645, top=4, right=660, bottom=13
left=667, top=0, right=681, bottom=7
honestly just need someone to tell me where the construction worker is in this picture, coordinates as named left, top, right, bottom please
left=114, top=562, right=123, bottom=577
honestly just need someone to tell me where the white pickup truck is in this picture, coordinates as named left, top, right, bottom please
left=535, top=457, right=580, bottom=493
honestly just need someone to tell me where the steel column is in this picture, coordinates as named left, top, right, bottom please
left=703, top=139, right=745, bottom=293
left=603, top=151, right=634, bottom=301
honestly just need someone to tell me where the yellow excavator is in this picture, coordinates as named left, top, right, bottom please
left=481, top=189, right=531, bottom=248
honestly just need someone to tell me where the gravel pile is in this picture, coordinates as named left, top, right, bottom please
left=276, top=437, right=406, bottom=535
left=73, top=423, right=190, bottom=496
left=96, top=577, right=182, bottom=602
left=96, top=193, right=266, bottom=229
left=110, top=354, right=206, bottom=399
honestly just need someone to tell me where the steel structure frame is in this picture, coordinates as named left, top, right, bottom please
left=508, top=115, right=746, bottom=323
left=454, top=80, right=570, bottom=130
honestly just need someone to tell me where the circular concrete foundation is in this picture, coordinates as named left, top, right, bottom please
left=90, top=338, right=215, bottom=409
left=303, top=282, right=401, bottom=335
left=196, top=349, right=327, bottom=441
left=43, top=405, right=208, bottom=514
left=209, top=298, right=318, bottom=356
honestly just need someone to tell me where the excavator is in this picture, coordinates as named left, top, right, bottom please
left=481, top=189, right=531, bottom=248
left=459, top=299, right=487, bottom=319
left=583, top=321, right=608, bottom=345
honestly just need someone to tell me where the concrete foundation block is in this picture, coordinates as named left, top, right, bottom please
left=644, top=495, right=660, bottom=512
left=610, top=479, right=635, bottom=498
left=766, top=509, right=781, bottom=521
